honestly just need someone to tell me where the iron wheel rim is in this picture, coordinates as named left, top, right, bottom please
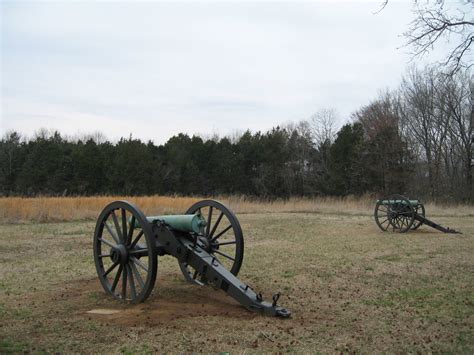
left=411, top=202, right=425, bottom=230
left=179, top=199, right=244, bottom=285
left=93, top=200, right=157, bottom=303
left=374, top=198, right=392, bottom=232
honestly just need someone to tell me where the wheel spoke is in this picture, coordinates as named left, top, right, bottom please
left=121, top=265, right=127, bottom=300
left=104, top=222, right=120, bottom=244
left=130, top=262, right=145, bottom=289
left=103, top=261, right=118, bottom=276
left=130, top=230, right=144, bottom=249
left=131, top=256, right=148, bottom=272
left=377, top=205, right=388, bottom=213
left=206, top=206, right=213, bottom=237
left=121, top=209, right=127, bottom=245
left=401, top=218, right=407, bottom=228
left=214, top=250, right=235, bottom=261
left=127, top=264, right=136, bottom=300
left=396, top=218, right=402, bottom=230
left=99, top=238, right=115, bottom=248
left=404, top=216, right=410, bottom=226
left=391, top=218, right=398, bottom=230
left=127, top=216, right=136, bottom=246
left=209, top=212, right=224, bottom=238
left=216, top=240, right=237, bottom=246
left=192, top=269, right=199, bottom=279
left=111, top=264, right=123, bottom=292
left=98, top=253, right=112, bottom=258
left=211, top=224, right=232, bottom=242
left=392, top=217, right=399, bottom=229
left=111, top=210, right=123, bottom=243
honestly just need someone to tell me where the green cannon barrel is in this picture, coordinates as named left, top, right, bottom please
left=133, top=214, right=207, bottom=234
left=377, top=199, right=420, bottom=206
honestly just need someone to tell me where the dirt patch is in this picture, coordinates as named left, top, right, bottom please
left=86, top=309, right=120, bottom=315
left=45, top=276, right=255, bottom=327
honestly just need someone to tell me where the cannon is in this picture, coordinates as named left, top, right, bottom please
left=93, top=199, right=290, bottom=317
left=374, top=194, right=461, bottom=233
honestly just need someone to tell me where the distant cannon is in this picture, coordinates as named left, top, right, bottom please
left=374, top=194, right=461, bottom=234
left=93, top=199, right=290, bottom=317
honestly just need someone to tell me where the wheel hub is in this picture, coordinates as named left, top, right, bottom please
left=196, top=236, right=211, bottom=252
left=210, top=240, right=219, bottom=251
left=198, top=237, right=220, bottom=252
left=110, top=244, right=128, bottom=265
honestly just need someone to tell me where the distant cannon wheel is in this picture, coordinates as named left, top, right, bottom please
left=93, top=201, right=157, bottom=303
left=374, top=198, right=392, bottom=232
left=179, top=200, right=244, bottom=285
left=375, top=194, right=415, bottom=233
left=411, top=202, right=425, bottom=230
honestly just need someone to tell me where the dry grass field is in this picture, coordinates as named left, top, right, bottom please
left=0, top=197, right=473, bottom=353
left=1, top=195, right=473, bottom=223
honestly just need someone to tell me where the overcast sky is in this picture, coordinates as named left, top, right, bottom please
left=0, top=0, right=452, bottom=143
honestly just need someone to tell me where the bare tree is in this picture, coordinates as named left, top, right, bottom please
left=354, top=91, right=399, bottom=139
left=396, top=66, right=473, bottom=200
left=353, top=92, right=414, bottom=193
left=398, top=67, right=450, bottom=198
left=309, top=108, right=338, bottom=147
left=382, top=0, right=473, bottom=75
left=439, top=71, right=473, bottom=199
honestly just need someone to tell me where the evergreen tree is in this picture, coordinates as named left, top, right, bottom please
left=329, top=123, right=367, bottom=195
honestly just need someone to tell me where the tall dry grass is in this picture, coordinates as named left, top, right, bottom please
left=0, top=196, right=200, bottom=223
left=0, top=195, right=472, bottom=223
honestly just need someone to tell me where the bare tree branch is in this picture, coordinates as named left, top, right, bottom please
left=382, top=0, right=473, bottom=76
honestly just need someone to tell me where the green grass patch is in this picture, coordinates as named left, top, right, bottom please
left=0, top=303, right=6, bottom=316
left=0, top=338, right=30, bottom=353
left=362, top=298, right=395, bottom=307
left=374, top=254, right=402, bottom=262
left=282, top=270, right=296, bottom=278
left=120, top=344, right=153, bottom=355
left=12, top=307, right=33, bottom=320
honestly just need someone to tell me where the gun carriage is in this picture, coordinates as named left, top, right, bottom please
left=374, top=194, right=460, bottom=234
left=93, top=199, right=290, bottom=317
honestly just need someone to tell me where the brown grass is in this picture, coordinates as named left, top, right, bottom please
left=0, top=212, right=473, bottom=353
left=0, top=195, right=472, bottom=223
left=0, top=196, right=201, bottom=223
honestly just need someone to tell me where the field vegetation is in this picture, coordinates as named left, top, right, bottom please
left=0, top=196, right=473, bottom=353
left=1, top=195, right=473, bottom=223
left=1, top=66, right=472, bottom=204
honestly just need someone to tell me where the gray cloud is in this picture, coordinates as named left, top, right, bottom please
left=1, top=0, right=446, bottom=143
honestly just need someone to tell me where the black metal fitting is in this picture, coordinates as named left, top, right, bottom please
left=272, top=292, right=280, bottom=307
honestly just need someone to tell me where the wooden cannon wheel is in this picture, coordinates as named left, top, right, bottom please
left=93, top=201, right=157, bottom=303
left=179, top=200, right=244, bottom=285
left=374, top=194, right=415, bottom=233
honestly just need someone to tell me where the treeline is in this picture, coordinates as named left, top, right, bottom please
left=1, top=67, right=472, bottom=201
